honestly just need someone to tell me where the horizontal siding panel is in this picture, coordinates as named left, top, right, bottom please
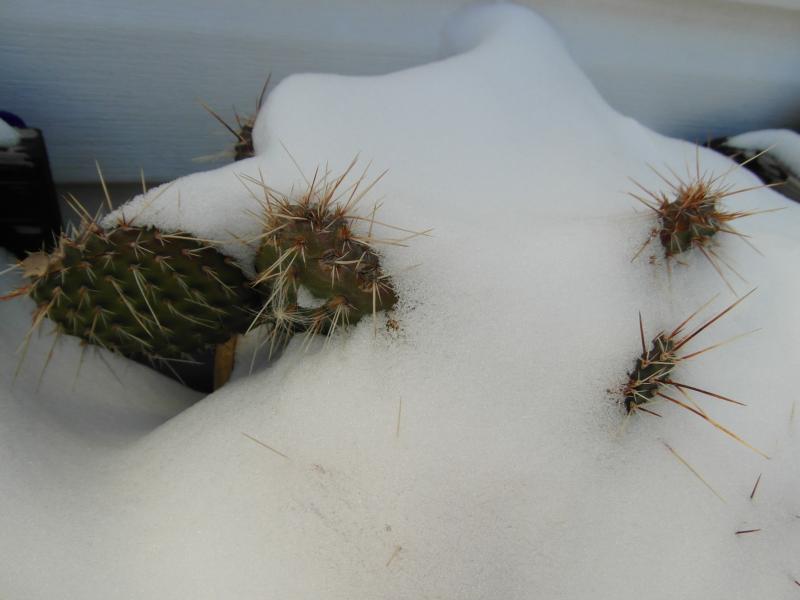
left=1, top=0, right=798, bottom=182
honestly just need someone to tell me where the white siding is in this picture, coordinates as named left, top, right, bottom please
left=1, top=0, right=799, bottom=182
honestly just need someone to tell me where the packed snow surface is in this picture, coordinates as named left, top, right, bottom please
left=4, top=5, right=800, bottom=599
left=727, top=128, right=800, bottom=176
left=0, top=117, right=20, bottom=146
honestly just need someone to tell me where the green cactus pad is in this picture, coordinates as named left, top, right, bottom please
left=24, top=224, right=257, bottom=361
left=629, top=162, right=766, bottom=285
left=623, top=331, right=677, bottom=413
left=657, top=197, right=723, bottom=257
left=201, top=76, right=269, bottom=162
left=619, top=293, right=768, bottom=458
left=252, top=172, right=398, bottom=342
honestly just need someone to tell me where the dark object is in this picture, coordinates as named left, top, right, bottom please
left=201, top=74, right=270, bottom=162
left=234, top=120, right=255, bottom=161
left=0, top=128, right=62, bottom=258
left=0, top=112, right=27, bottom=128
left=709, top=137, right=800, bottom=204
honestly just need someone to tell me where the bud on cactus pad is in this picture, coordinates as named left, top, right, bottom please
left=12, top=221, right=257, bottom=363
left=250, top=164, right=402, bottom=346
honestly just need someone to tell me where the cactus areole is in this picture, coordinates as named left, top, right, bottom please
left=23, top=224, right=256, bottom=361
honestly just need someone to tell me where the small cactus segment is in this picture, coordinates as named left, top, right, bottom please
left=201, top=75, right=270, bottom=162
left=621, top=292, right=767, bottom=457
left=623, top=330, right=676, bottom=413
left=629, top=156, right=777, bottom=289
left=251, top=165, right=398, bottom=345
left=233, top=120, right=255, bottom=161
left=21, top=224, right=257, bottom=362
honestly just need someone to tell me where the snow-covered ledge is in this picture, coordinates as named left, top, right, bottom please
left=2, top=5, right=799, bottom=598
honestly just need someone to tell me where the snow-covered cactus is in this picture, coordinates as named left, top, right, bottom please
left=251, top=164, right=399, bottom=347
left=623, top=328, right=676, bottom=415
left=5, top=217, right=256, bottom=366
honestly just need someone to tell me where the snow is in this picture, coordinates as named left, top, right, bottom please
left=6, top=4, right=800, bottom=598
left=0, top=117, right=20, bottom=146
left=0, top=249, right=198, bottom=598
left=727, top=128, right=800, bottom=176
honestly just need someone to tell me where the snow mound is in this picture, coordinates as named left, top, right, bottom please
left=6, top=4, right=800, bottom=599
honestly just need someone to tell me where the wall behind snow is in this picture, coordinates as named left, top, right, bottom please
left=1, top=0, right=798, bottom=182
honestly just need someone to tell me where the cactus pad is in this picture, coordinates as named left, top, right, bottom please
left=620, top=293, right=767, bottom=457
left=201, top=76, right=270, bottom=162
left=629, top=160, right=774, bottom=288
left=251, top=165, right=399, bottom=346
left=18, top=223, right=256, bottom=362
left=623, top=328, right=677, bottom=414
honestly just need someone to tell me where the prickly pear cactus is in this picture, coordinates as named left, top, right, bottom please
left=630, top=163, right=765, bottom=261
left=623, top=330, right=676, bottom=414
left=233, top=120, right=255, bottom=162
left=252, top=167, right=398, bottom=346
left=14, top=222, right=257, bottom=363
left=201, top=76, right=270, bottom=162
left=620, top=292, right=767, bottom=457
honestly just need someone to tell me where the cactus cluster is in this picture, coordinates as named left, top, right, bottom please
left=617, top=151, right=784, bottom=455
left=250, top=165, right=399, bottom=351
left=2, top=159, right=408, bottom=389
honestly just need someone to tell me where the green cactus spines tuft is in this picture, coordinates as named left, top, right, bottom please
left=23, top=224, right=257, bottom=362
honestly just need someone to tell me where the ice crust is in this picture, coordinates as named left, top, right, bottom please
left=5, top=4, right=800, bottom=598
